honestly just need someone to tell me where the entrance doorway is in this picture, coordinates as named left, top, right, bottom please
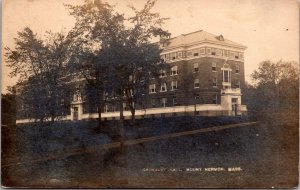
left=232, top=98, right=238, bottom=116
left=73, top=107, right=78, bottom=120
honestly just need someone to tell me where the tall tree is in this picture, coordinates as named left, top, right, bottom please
left=66, top=0, right=127, bottom=129
left=121, top=0, right=170, bottom=124
left=244, top=60, right=299, bottom=119
left=66, top=0, right=170, bottom=128
left=5, top=28, right=73, bottom=123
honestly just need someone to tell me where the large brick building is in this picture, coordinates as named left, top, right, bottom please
left=16, top=30, right=247, bottom=123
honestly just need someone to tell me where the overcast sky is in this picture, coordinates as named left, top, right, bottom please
left=2, top=0, right=299, bottom=93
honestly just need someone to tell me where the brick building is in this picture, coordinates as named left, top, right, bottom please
left=153, top=30, right=246, bottom=108
left=16, top=30, right=247, bottom=123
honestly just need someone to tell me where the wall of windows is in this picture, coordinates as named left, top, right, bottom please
left=162, top=47, right=243, bottom=62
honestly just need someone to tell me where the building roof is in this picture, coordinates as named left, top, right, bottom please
left=163, top=30, right=247, bottom=49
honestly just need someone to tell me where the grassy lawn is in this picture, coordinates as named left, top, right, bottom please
left=1, top=115, right=298, bottom=188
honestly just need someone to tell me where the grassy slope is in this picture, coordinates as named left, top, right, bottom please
left=1, top=115, right=298, bottom=188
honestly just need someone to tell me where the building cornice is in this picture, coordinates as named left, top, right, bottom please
left=162, top=40, right=247, bottom=53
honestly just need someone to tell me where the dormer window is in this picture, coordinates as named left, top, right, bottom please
left=216, top=35, right=224, bottom=41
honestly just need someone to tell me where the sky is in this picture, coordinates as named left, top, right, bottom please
left=2, top=0, right=299, bottom=93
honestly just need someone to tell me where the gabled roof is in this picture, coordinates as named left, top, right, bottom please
left=163, top=30, right=247, bottom=49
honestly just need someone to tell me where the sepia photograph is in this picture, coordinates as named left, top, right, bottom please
left=1, top=0, right=299, bottom=188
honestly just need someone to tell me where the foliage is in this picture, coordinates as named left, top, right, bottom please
left=244, top=60, right=299, bottom=120
left=5, top=28, right=74, bottom=123
left=1, top=93, right=16, bottom=126
left=66, top=0, right=169, bottom=124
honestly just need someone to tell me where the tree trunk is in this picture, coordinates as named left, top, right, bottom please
left=119, top=99, right=125, bottom=152
left=97, top=104, right=102, bottom=129
left=51, top=115, right=55, bottom=123
left=130, top=108, right=136, bottom=126
left=40, top=117, right=44, bottom=124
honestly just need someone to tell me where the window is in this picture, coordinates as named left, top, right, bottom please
left=223, top=70, right=230, bottom=82
left=178, top=52, right=182, bottom=58
left=160, top=69, right=167, bottom=77
left=104, top=104, right=109, bottom=112
left=200, top=48, right=205, bottom=55
left=236, top=81, right=240, bottom=88
left=235, top=65, right=240, bottom=74
left=206, top=48, right=211, bottom=54
left=171, top=66, right=178, bottom=75
left=234, top=52, right=239, bottom=59
left=194, top=63, right=199, bottom=72
left=166, top=54, right=170, bottom=60
left=171, top=80, right=178, bottom=90
left=161, top=98, right=167, bottom=107
left=213, top=77, right=217, bottom=87
left=239, top=52, right=244, bottom=59
left=216, top=49, right=222, bottom=56
left=149, top=84, right=156, bottom=93
left=187, top=51, right=193, bottom=57
left=60, top=98, right=65, bottom=105
left=213, top=94, right=218, bottom=104
left=212, top=62, right=217, bottom=71
left=112, top=104, right=116, bottom=112
left=222, top=64, right=232, bottom=87
left=172, top=97, right=177, bottom=106
left=194, top=79, right=200, bottom=88
left=224, top=50, right=229, bottom=57
left=160, top=83, right=167, bottom=92
left=211, top=49, right=216, bottom=55
left=74, top=92, right=81, bottom=101
left=232, top=98, right=238, bottom=103
left=103, top=91, right=109, bottom=99
left=193, top=52, right=199, bottom=56
left=195, top=94, right=200, bottom=100
left=151, top=99, right=156, bottom=108
left=171, top=52, right=176, bottom=60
